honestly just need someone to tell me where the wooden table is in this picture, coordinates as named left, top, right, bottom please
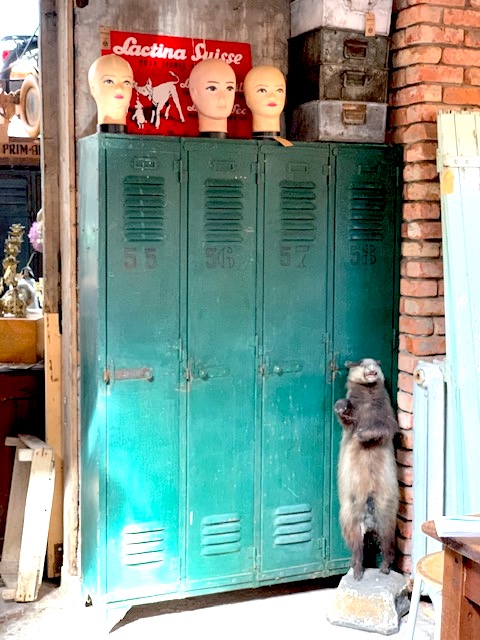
left=422, top=519, right=480, bottom=640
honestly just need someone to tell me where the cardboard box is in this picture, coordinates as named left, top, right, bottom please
left=0, top=316, right=44, bottom=363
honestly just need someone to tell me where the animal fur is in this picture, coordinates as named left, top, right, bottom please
left=334, top=358, right=399, bottom=580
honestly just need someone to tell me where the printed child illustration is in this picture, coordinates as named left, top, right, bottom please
left=131, top=97, right=146, bottom=129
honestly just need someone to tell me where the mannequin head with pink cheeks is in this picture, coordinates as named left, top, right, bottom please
left=244, top=65, right=286, bottom=135
left=88, top=54, right=134, bottom=127
left=188, top=59, right=236, bottom=136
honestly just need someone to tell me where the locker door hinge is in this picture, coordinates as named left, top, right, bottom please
left=256, top=159, right=265, bottom=185
left=176, top=159, right=187, bottom=183
left=392, top=328, right=399, bottom=351
left=250, top=546, right=258, bottom=570
left=318, top=537, right=329, bottom=560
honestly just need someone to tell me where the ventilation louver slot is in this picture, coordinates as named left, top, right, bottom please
left=123, top=176, right=166, bottom=242
left=348, top=183, right=386, bottom=242
left=121, top=522, right=166, bottom=566
left=204, top=179, right=244, bottom=243
left=279, top=180, right=317, bottom=242
left=201, top=513, right=242, bottom=556
left=273, top=504, right=312, bottom=545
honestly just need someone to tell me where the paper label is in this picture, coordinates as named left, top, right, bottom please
left=365, top=12, right=376, bottom=37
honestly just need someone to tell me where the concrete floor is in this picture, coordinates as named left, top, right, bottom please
left=0, top=575, right=435, bottom=639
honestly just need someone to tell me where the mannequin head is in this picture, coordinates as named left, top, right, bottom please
left=244, top=65, right=286, bottom=135
left=188, top=59, right=236, bottom=136
left=88, top=54, right=134, bottom=128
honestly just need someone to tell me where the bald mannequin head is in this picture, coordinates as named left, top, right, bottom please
left=189, top=59, right=236, bottom=135
left=244, top=65, right=286, bottom=135
left=88, top=54, right=134, bottom=126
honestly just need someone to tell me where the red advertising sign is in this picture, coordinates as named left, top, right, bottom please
left=101, top=29, right=253, bottom=138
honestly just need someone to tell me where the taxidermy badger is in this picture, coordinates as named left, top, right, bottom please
left=334, top=358, right=399, bottom=580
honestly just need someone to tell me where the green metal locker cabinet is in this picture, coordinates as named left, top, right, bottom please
left=79, top=135, right=183, bottom=607
left=327, top=144, right=402, bottom=568
left=78, top=134, right=401, bottom=617
left=258, top=142, right=330, bottom=580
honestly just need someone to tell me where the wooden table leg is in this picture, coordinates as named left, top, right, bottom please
left=441, top=547, right=480, bottom=640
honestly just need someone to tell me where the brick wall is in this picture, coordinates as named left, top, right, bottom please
left=388, top=0, right=480, bottom=576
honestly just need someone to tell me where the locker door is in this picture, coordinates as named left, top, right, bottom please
left=328, top=145, right=401, bottom=566
left=184, top=140, right=257, bottom=589
left=259, top=143, right=330, bottom=579
left=104, top=138, right=182, bottom=601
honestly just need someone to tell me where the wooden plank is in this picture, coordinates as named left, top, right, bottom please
left=45, top=313, right=64, bottom=578
left=15, top=446, right=55, bottom=601
left=0, top=447, right=30, bottom=589
left=0, top=437, right=55, bottom=602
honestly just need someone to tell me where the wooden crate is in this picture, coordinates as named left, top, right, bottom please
left=0, top=316, right=44, bottom=363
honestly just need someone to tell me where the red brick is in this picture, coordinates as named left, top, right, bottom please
left=393, top=46, right=442, bottom=68
left=403, top=164, right=439, bottom=183
left=398, top=501, right=413, bottom=521
left=398, top=426, right=414, bottom=447
left=443, top=85, right=480, bottom=104
left=465, top=67, right=480, bottom=84
left=405, top=259, right=443, bottom=278
left=398, top=351, right=419, bottom=375
left=434, top=316, right=446, bottom=334
left=398, top=536, right=413, bottom=555
left=403, top=201, right=440, bottom=218
left=465, top=29, right=480, bottom=47
left=401, top=222, right=410, bottom=240
left=403, top=296, right=445, bottom=315
left=403, top=181, right=440, bottom=200
left=406, top=64, right=464, bottom=84
left=444, top=8, right=480, bottom=28
left=398, top=312, right=434, bottom=336
left=408, top=104, right=442, bottom=124
left=398, top=371, right=414, bottom=393
left=398, top=389, right=414, bottom=413
left=400, top=279, right=438, bottom=298
left=404, top=142, right=438, bottom=162
left=399, top=333, right=409, bottom=350
left=397, top=448, right=413, bottom=467
left=438, top=279, right=444, bottom=295
left=472, top=0, right=480, bottom=7
left=398, top=464, right=414, bottom=486
left=391, top=30, right=407, bottom=51
left=396, top=122, right=438, bottom=144
left=396, top=6, right=443, bottom=28
left=442, top=47, right=480, bottom=65
left=393, top=84, right=443, bottom=107
left=397, top=517, right=413, bottom=538
left=406, top=221, right=443, bottom=240
left=390, top=68, right=407, bottom=90
left=405, top=24, right=465, bottom=46
left=404, top=335, right=446, bottom=355
left=397, top=554, right=412, bottom=578
left=402, top=241, right=442, bottom=258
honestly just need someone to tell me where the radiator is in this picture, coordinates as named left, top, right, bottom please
left=411, top=359, right=446, bottom=574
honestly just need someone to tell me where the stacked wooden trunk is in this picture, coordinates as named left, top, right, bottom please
left=287, top=0, right=393, bottom=142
